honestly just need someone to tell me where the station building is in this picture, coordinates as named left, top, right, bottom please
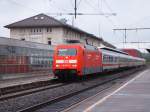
left=5, top=13, right=115, bottom=48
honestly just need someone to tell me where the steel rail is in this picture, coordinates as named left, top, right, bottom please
left=17, top=67, right=145, bottom=112
left=0, top=79, right=65, bottom=101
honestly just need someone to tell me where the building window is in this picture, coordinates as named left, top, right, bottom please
left=47, top=28, right=52, bottom=32
left=48, top=41, right=51, bottom=45
left=48, top=38, right=51, bottom=45
left=21, top=38, right=25, bottom=41
left=65, top=29, right=69, bottom=35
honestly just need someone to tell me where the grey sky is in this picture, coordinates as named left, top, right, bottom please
left=0, top=0, right=150, bottom=51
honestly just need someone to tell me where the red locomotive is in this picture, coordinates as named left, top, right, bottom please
left=53, top=44, right=102, bottom=79
left=53, top=44, right=145, bottom=79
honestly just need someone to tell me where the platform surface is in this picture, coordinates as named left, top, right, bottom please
left=67, top=69, right=150, bottom=112
left=0, top=72, right=54, bottom=88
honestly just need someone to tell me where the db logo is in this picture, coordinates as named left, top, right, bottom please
left=64, top=60, right=69, bottom=63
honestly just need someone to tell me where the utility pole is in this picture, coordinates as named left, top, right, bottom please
left=113, top=27, right=150, bottom=48
left=48, top=0, right=116, bottom=19
left=75, top=0, right=77, bottom=18
left=124, top=28, right=127, bottom=43
left=72, top=0, right=116, bottom=19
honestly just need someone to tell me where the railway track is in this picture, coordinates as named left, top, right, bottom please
left=17, top=67, right=145, bottom=112
left=0, top=78, right=64, bottom=101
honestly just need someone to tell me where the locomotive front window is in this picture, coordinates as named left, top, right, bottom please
left=58, top=48, right=77, bottom=56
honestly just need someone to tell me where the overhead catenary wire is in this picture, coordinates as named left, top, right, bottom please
left=99, top=0, right=128, bottom=46
left=8, top=0, right=39, bottom=13
left=84, top=0, right=118, bottom=31
left=70, top=0, right=74, bottom=8
left=77, top=0, right=83, bottom=8
left=84, top=0, right=117, bottom=26
left=44, top=12, right=116, bottom=16
left=48, top=0, right=69, bottom=12
left=103, top=0, right=150, bottom=49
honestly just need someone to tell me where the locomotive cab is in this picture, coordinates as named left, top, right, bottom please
left=53, top=44, right=83, bottom=79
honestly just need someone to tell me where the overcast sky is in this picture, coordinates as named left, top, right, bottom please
left=0, top=0, right=150, bottom=52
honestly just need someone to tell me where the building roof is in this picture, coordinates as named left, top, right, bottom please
left=0, top=37, right=53, bottom=50
left=5, top=13, right=115, bottom=48
left=102, top=41, right=116, bottom=49
left=5, top=14, right=63, bottom=28
left=5, top=14, right=100, bottom=39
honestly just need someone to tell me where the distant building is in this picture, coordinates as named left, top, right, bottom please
left=122, top=48, right=143, bottom=58
left=5, top=13, right=115, bottom=48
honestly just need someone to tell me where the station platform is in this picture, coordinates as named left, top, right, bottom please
left=0, top=72, right=54, bottom=89
left=67, top=69, right=150, bottom=112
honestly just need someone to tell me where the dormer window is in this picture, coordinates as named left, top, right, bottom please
left=41, top=17, right=44, bottom=19
left=34, top=17, right=38, bottom=20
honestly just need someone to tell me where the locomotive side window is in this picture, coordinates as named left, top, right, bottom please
left=58, top=48, right=77, bottom=56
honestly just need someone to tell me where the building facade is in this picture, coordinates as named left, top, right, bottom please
left=5, top=13, right=115, bottom=48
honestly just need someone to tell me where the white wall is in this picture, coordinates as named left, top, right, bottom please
left=10, top=27, right=64, bottom=45
left=62, top=28, right=103, bottom=47
left=10, top=27, right=104, bottom=47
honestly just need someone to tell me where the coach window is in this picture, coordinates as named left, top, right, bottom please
left=103, top=55, right=107, bottom=63
left=103, top=55, right=105, bottom=62
left=108, top=56, right=110, bottom=62
left=110, top=56, right=111, bottom=62
left=115, top=57, right=117, bottom=62
left=109, top=56, right=111, bottom=62
left=105, top=55, right=109, bottom=63
left=110, top=56, right=113, bottom=62
left=106, top=56, right=109, bottom=63
left=0, top=45, right=4, bottom=54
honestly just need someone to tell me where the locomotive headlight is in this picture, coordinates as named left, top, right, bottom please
left=72, top=64, right=77, bottom=67
left=56, top=65, right=59, bottom=67
left=69, top=60, right=77, bottom=63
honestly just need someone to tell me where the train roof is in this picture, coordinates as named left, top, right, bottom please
left=99, top=47, right=129, bottom=55
left=0, top=37, right=54, bottom=50
left=57, top=43, right=98, bottom=50
left=146, top=48, right=150, bottom=53
left=56, top=43, right=83, bottom=46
